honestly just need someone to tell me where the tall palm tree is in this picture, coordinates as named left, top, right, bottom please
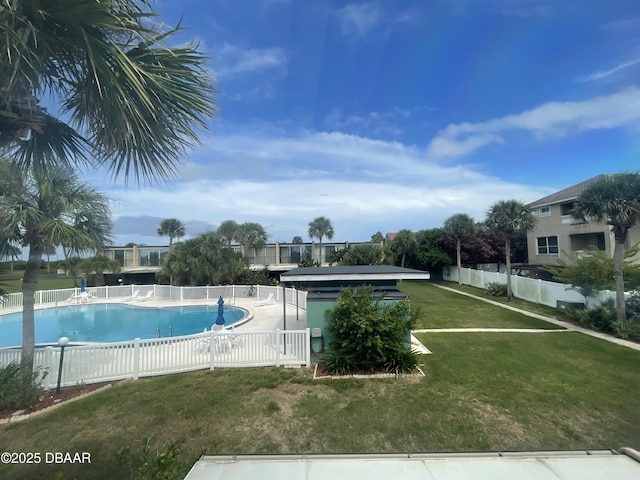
left=391, top=229, right=417, bottom=268
left=308, top=217, right=334, bottom=264
left=236, top=222, right=269, bottom=263
left=218, top=220, right=239, bottom=247
left=443, top=213, right=476, bottom=286
left=80, top=255, right=121, bottom=287
left=573, top=173, right=640, bottom=323
left=485, top=200, right=536, bottom=301
left=0, top=161, right=112, bottom=372
left=0, top=0, right=216, bottom=182
left=157, top=219, right=186, bottom=250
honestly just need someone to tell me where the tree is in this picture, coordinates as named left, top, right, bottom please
left=1, top=244, right=21, bottom=273
left=331, top=244, right=388, bottom=266
left=0, top=1, right=216, bottom=182
left=218, top=220, right=239, bottom=247
left=391, top=229, right=417, bottom=268
left=414, top=228, right=454, bottom=275
left=0, top=161, right=111, bottom=372
left=573, top=173, right=640, bottom=323
left=291, top=236, right=304, bottom=244
left=370, top=231, right=385, bottom=243
left=485, top=200, right=536, bottom=301
left=235, top=222, right=269, bottom=262
left=80, top=255, right=121, bottom=287
left=443, top=213, right=476, bottom=286
left=308, top=217, right=334, bottom=264
left=157, top=219, right=186, bottom=249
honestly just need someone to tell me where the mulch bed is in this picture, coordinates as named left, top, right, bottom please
left=0, top=381, right=115, bottom=421
left=313, top=363, right=424, bottom=379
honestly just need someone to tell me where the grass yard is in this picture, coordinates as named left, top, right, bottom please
left=1, top=271, right=75, bottom=294
left=399, top=281, right=561, bottom=329
left=1, top=332, right=639, bottom=480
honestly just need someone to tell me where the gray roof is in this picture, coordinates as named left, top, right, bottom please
left=281, top=265, right=430, bottom=282
left=528, top=174, right=611, bottom=208
left=185, top=450, right=640, bottom=480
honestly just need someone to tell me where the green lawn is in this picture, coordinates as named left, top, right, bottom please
left=399, top=281, right=562, bottom=329
left=1, top=271, right=75, bottom=294
left=1, top=332, right=639, bottom=480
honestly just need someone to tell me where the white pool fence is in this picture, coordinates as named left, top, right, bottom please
left=0, top=285, right=310, bottom=389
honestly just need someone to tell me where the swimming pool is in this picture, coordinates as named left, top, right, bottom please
left=0, top=304, right=249, bottom=348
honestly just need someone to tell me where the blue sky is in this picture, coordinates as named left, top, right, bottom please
left=90, top=0, right=640, bottom=246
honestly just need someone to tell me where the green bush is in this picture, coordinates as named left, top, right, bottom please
left=384, top=349, right=422, bottom=375
left=613, top=320, right=640, bottom=341
left=118, top=438, right=200, bottom=480
left=568, top=299, right=616, bottom=332
left=485, top=282, right=507, bottom=297
left=323, top=285, right=420, bottom=374
left=0, top=362, right=48, bottom=410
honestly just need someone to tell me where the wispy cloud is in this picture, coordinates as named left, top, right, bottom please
left=580, top=58, right=640, bottom=82
left=323, top=108, right=411, bottom=136
left=336, top=3, right=383, bottom=40
left=214, top=43, right=288, bottom=77
left=426, top=87, right=640, bottom=160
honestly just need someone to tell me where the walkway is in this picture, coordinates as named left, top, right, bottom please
left=422, top=284, right=640, bottom=352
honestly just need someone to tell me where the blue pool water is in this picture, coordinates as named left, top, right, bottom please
left=0, top=304, right=248, bottom=347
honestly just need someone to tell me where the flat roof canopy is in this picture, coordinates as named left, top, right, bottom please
left=185, top=450, right=640, bottom=480
left=280, top=265, right=430, bottom=283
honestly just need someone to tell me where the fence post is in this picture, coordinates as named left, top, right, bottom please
left=513, top=275, right=518, bottom=299
left=44, top=346, right=54, bottom=389
left=133, top=338, right=140, bottom=380
left=209, top=331, right=216, bottom=370
left=305, top=328, right=311, bottom=366
left=180, top=286, right=184, bottom=301
left=538, top=279, right=542, bottom=304
left=38, top=290, right=42, bottom=305
left=275, top=330, right=281, bottom=367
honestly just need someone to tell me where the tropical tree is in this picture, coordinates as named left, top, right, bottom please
left=573, top=173, right=640, bottom=323
left=61, top=256, right=84, bottom=288
left=157, top=219, right=186, bottom=249
left=391, top=229, right=417, bottom=268
left=485, top=200, right=536, bottom=301
left=443, top=213, right=476, bottom=286
left=80, top=255, right=121, bottom=287
left=291, top=236, right=304, bottom=244
left=236, top=222, right=269, bottom=262
left=414, top=228, right=453, bottom=274
left=0, top=0, right=216, bottom=182
left=1, top=244, right=21, bottom=273
left=0, top=161, right=112, bottom=372
left=308, top=216, right=334, bottom=264
left=218, top=220, right=239, bottom=246
left=370, top=231, right=385, bottom=244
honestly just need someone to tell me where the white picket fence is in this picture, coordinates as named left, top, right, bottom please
left=0, top=329, right=311, bottom=389
left=444, top=266, right=616, bottom=308
left=0, top=284, right=310, bottom=388
left=0, top=284, right=307, bottom=310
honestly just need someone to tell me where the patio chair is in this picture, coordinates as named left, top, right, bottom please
left=254, top=293, right=275, bottom=306
left=133, top=291, right=154, bottom=302
left=122, top=290, right=140, bottom=301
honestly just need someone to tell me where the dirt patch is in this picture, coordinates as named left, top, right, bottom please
left=0, top=381, right=116, bottom=422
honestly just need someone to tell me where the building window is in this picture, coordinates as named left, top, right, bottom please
left=537, top=236, right=559, bottom=255
left=539, top=206, right=551, bottom=217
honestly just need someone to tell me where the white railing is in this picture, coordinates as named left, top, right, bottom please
left=0, top=284, right=307, bottom=310
left=443, top=266, right=615, bottom=308
left=0, top=329, right=311, bottom=389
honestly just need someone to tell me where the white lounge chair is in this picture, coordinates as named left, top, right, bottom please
left=254, top=293, right=275, bottom=306
left=122, top=290, right=140, bottom=301
left=133, top=291, right=154, bottom=302
left=66, top=291, right=95, bottom=304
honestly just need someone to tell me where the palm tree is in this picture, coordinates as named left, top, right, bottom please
left=308, top=217, right=334, bottom=264
left=0, top=161, right=112, bottom=372
left=573, top=173, right=640, bottom=323
left=218, top=220, right=239, bottom=246
left=157, top=219, right=186, bottom=250
left=391, top=229, right=417, bottom=268
left=443, top=213, right=476, bottom=286
left=485, top=200, right=536, bottom=301
left=0, top=1, right=216, bottom=182
left=236, top=223, right=269, bottom=263
left=80, top=255, right=121, bottom=287
left=292, top=236, right=304, bottom=244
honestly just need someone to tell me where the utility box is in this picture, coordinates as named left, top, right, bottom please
left=557, top=300, right=585, bottom=312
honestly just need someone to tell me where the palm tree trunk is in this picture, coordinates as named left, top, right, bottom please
left=319, top=238, right=323, bottom=265
left=401, top=252, right=406, bottom=268
left=505, top=236, right=512, bottom=301
left=21, top=246, right=43, bottom=373
left=613, top=229, right=627, bottom=323
left=456, top=238, right=462, bottom=287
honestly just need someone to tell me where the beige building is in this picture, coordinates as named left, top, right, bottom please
left=527, top=174, right=640, bottom=266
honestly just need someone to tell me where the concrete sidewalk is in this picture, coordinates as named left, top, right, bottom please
left=426, top=284, right=640, bottom=352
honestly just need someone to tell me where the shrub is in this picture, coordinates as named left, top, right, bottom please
left=323, top=285, right=420, bottom=374
left=485, top=282, right=507, bottom=297
left=384, top=349, right=422, bottom=375
left=0, top=362, right=48, bottom=410
left=118, top=438, right=200, bottom=480
left=613, top=320, right=640, bottom=341
left=568, top=299, right=616, bottom=332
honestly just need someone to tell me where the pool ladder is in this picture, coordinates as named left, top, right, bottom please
left=156, top=326, right=173, bottom=338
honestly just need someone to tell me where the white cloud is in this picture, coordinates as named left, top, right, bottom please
left=580, top=58, right=640, bottom=82
left=336, top=3, right=383, bottom=40
left=214, top=43, right=288, bottom=78
left=323, top=107, right=410, bottom=136
left=426, top=87, right=640, bottom=160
